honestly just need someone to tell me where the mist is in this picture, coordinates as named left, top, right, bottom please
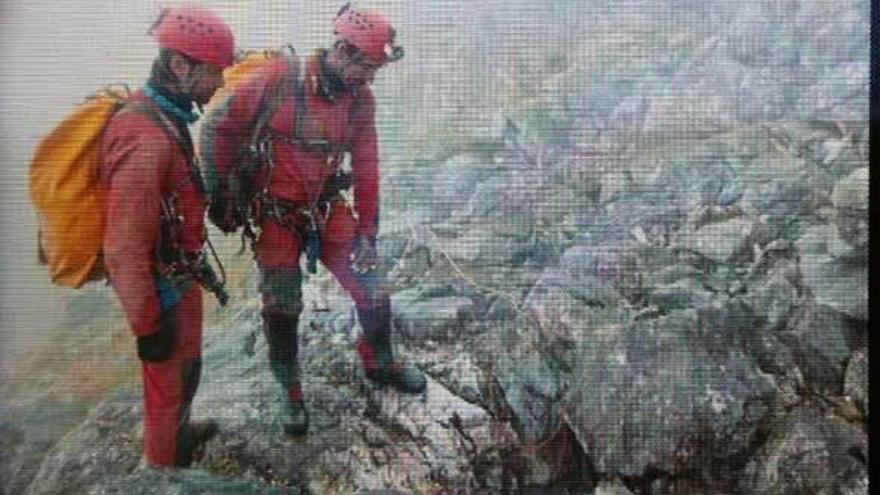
left=0, top=0, right=868, bottom=492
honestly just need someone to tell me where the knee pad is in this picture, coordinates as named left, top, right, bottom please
left=354, top=268, right=391, bottom=309
left=259, top=267, right=304, bottom=317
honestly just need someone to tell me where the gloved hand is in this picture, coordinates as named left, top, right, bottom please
left=350, top=234, right=378, bottom=274
left=207, top=186, right=241, bottom=234
left=137, top=310, right=176, bottom=362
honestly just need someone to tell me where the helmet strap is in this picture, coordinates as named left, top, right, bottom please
left=318, top=49, right=351, bottom=100
left=151, top=49, right=203, bottom=108
left=179, top=62, right=210, bottom=97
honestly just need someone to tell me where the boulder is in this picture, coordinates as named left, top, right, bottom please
left=23, top=391, right=143, bottom=495
left=830, top=168, right=868, bottom=211
left=494, top=350, right=565, bottom=446
left=780, top=303, right=854, bottom=394
left=843, top=351, right=868, bottom=419
left=87, top=468, right=292, bottom=495
left=796, top=225, right=867, bottom=321
left=392, top=290, right=475, bottom=342
left=594, top=479, right=635, bottom=495
left=647, top=278, right=713, bottom=311
left=830, top=167, right=869, bottom=250
left=743, top=267, right=801, bottom=375
left=563, top=309, right=774, bottom=478
left=681, top=218, right=753, bottom=264
left=738, top=407, right=868, bottom=495
left=520, top=267, right=619, bottom=370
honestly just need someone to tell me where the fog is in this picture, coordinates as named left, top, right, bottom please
left=0, top=0, right=379, bottom=372
left=0, top=0, right=868, bottom=492
left=0, top=0, right=607, bottom=373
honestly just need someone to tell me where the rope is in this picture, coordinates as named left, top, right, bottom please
left=204, top=233, right=226, bottom=287
left=390, top=224, right=523, bottom=315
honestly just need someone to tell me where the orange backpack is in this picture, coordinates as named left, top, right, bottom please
left=29, top=86, right=131, bottom=287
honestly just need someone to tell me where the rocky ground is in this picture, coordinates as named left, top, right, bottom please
left=1, top=0, right=868, bottom=493
left=7, top=134, right=867, bottom=494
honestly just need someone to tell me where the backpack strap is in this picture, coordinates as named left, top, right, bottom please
left=248, top=51, right=300, bottom=158
left=123, top=100, right=205, bottom=197
left=261, top=52, right=361, bottom=156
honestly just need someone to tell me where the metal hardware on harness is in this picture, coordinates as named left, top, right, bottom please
left=226, top=53, right=361, bottom=263
left=305, top=220, right=320, bottom=275
left=257, top=194, right=338, bottom=275
left=158, top=195, right=229, bottom=306
left=266, top=128, right=353, bottom=156
left=156, top=248, right=229, bottom=307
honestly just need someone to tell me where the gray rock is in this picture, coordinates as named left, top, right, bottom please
left=594, top=479, right=634, bottom=495
left=744, top=269, right=801, bottom=375
left=453, top=176, right=511, bottom=223
left=23, top=390, right=144, bottom=495
left=367, top=376, right=496, bottom=487
left=681, top=218, right=753, bottom=264
left=656, top=157, right=744, bottom=210
left=834, top=207, right=868, bottom=253
left=416, top=344, right=487, bottom=406
left=738, top=407, right=868, bottom=495
left=843, top=351, right=868, bottom=419
left=495, top=351, right=564, bottom=445
left=392, top=295, right=475, bottom=341
left=780, top=303, right=854, bottom=394
left=647, top=278, right=713, bottom=311
left=414, top=283, right=459, bottom=299
left=693, top=296, right=759, bottom=360
left=197, top=298, right=511, bottom=494
left=0, top=399, right=89, bottom=495
left=485, top=294, right=518, bottom=322
left=88, top=468, right=292, bottom=495
left=749, top=267, right=801, bottom=333
left=470, top=110, right=508, bottom=144
left=431, top=157, right=483, bottom=213
left=797, top=224, right=857, bottom=262
left=558, top=245, right=602, bottom=280
left=362, top=423, right=389, bottom=448
left=435, top=227, right=518, bottom=265
left=563, top=309, right=774, bottom=478
left=742, top=174, right=816, bottom=239
left=561, top=244, right=674, bottom=303
left=646, top=263, right=705, bottom=287
left=796, top=226, right=868, bottom=321
left=736, top=66, right=802, bottom=123
left=830, top=167, right=869, bottom=250
left=520, top=268, right=619, bottom=370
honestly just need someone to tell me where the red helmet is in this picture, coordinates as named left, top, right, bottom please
left=149, top=7, right=235, bottom=68
left=333, top=3, right=403, bottom=64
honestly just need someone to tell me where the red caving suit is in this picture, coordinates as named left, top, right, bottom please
left=100, top=91, right=206, bottom=467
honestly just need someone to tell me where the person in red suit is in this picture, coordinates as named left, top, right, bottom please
left=100, top=6, right=235, bottom=467
left=201, top=3, right=426, bottom=437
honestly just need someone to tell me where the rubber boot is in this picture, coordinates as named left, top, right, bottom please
left=175, top=359, right=219, bottom=467
left=356, top=304, right=426, bottom=394
left=176, top=420, right=219, bottom=467
left=264, top=312, right=309, bottom=435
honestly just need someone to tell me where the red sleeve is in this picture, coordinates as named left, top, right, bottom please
left=350, top=89, right=380, bottom=239
left=101, top=115, right=171, bottom=336
left=200, top=65, right=279, bottom=197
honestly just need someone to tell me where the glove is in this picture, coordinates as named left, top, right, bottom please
left=137, top=310, right=176, bottom=362
left=207, top=186, right=242, bottom=234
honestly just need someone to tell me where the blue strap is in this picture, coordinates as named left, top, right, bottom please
left=155, top=275, right=187, bottom=312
